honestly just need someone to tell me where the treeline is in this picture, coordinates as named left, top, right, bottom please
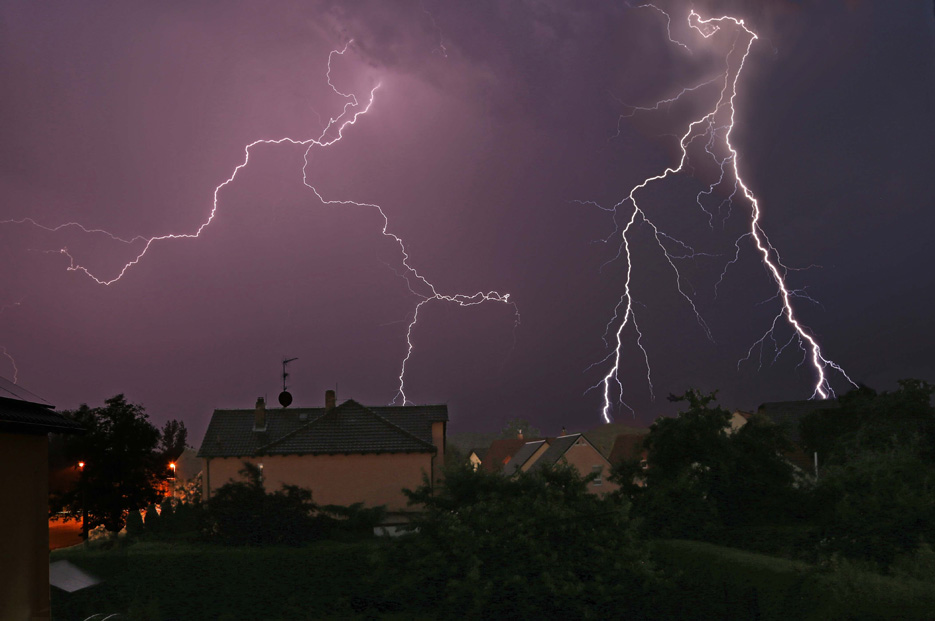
left=617, top=380, right=935, bottom=571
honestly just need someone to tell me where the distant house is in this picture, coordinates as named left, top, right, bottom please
left=480, top=438, right=528, bottom=473
left=608, top=432, right=649, bottom=467
left=729, top=410, right=753, bottom=433
left=0, top=380, right=83, bottom=621
left=733, top=401, right=833, bottom=477
left=503, top=434, right=620, bottom=495
left=197, top=391, right=447, bottom=514
left=467, top=447, right=488, bottom=471
left=502, top=439, right=550, bottom=476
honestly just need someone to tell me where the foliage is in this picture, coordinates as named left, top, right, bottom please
left=158, top=419, right=188, bottom=462
left=51, top=539, right=389, bottom=620
left=125, top=509, right=144, bottom=537
left=144, top=503, right=162, bottom=534
left=798, top=380, right=935, bottom=567
left=318, top=502, right=387, bottom=537
left=812, top=440, right=935, bottom=567
left=49, top=394, right=183, bottom=532
left=383, top=462, right=664, bottom=618
left=800, top=379, right=935, bottom=465
left=652, top=539, right=935, bottom=620
left=204, top=462, right=321, bottom=546
left=497, top=417, right=541, bottom=439
left=618, top=390, right=797, bottom=538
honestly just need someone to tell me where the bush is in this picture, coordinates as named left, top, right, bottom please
left=381, top=463, right=667, bottom=618
left=204, top=462, right=321, bottom=546
left=813, top=442, right=935, bottom=568
left=125, top=509, right=144, bottom=537
left=652, top=539, right=935, bottom=620
left=143, top=503, right=162, bottom=534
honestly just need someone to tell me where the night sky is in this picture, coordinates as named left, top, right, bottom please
left=2, top=1, right=933, bottom=441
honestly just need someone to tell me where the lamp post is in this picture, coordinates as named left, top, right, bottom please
left=78, top=461, right=88, bottom=541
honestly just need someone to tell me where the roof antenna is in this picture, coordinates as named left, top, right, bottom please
left=279, top=357, right=298, bottom=407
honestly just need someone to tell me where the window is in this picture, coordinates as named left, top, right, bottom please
left=591, top=465, right=603, bottom=485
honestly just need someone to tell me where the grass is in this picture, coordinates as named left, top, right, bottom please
left=54, top=535, right=935, bottom=620
left=51, top=538, right=398, bottom=621
left=652, top=539, right=935, bottom=620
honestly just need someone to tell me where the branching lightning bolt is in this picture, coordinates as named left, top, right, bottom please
left=588, top=7, right=854, bottom=423
left=2, top=42, right=517, bottom=403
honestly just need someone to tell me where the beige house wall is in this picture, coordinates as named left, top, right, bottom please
left=0, top=432, right=51, bottom=621
left=559, top=442, right=620, bottom=496
left=205, top=451, right=433, bottom=512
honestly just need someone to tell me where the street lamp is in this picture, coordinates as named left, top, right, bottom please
left=77, top=460, right=88, bottom=541
left=168, top=462, right=177, bottom=478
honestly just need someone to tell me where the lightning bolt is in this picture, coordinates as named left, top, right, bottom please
left=589, top=7, right=854, bottom=423
left=2, top=42, right=517, bottom=403
left=0, top=299, right=24, bottom=383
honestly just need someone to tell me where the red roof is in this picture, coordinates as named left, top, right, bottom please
left=481, top=438, right=528, bottom=472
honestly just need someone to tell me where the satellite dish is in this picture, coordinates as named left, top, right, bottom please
left=278, top=391, right=293, bottom=408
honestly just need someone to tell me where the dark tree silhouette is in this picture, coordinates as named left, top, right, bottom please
left=50, top=394, right=179, bottom=533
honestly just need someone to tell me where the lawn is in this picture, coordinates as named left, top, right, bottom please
left=51, top=538, right=402, bottom=620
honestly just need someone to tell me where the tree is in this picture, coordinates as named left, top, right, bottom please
left=497, top=417, right=541, bottom=439
left=801, top=380, right=935, bottom=465
left=799, top=380, right=935, bottom=567
left=813, top=440, right=935, bottom=567
left=158, top=419, right=188, bottom=462
left=50, top=394, right=181, bottom=533
left=384, top=463, right=663, bottom=618
left=619, top=390, right=796, bottom=537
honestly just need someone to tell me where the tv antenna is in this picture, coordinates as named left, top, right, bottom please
left=279, top=357, right=298, bottom=407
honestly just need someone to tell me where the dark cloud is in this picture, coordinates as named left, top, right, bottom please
left=0, top=1, right=932, bottom=440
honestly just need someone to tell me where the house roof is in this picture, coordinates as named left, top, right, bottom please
left=198, top=399, right=445, bottom=458
left=468, top=447, right=488, bottom=460
left=757, top=400, right=838, bottom=442
left=0, top=395, right=84, bottom=436
left=608, top=433, right=648, bottom=465
left=481, top=438, right=528, bottom=472
left=503, top=439, right=549, bottom=476
left=527, top=433, right=610, bottom=473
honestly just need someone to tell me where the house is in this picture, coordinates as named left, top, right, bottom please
left=732, top=402, right=832, bottom=477
left=197, top=391, right=447, bottom=514
left=467, top=447, right=487, bottom=471
left=480, top=437, right=528, bottom=473
left=0, top=378, right=83, bottom=621
left=729, top=410, right=753, bottom=433
left=506, top=433, right=620, bottom=495
left=608, top=431, right=649, bottom=467
left=502, top=438, right=550, bottom=476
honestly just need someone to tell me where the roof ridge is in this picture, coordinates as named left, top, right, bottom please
left=366, top=406, right=437, bottom=452
left=258, top=399, right=435, bottom=454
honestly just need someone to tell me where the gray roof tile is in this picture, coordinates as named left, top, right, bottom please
left=0, top=396, right=84, bottom=435
left=503, top=440, right=548, bottom=476
left=198, top=399, right=445, bottom=458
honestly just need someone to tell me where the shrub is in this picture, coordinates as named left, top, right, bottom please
left=381, top=463, right=667, bottom=618
left=204, top=462, right=320, bottom=546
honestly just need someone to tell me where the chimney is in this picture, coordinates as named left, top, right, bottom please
left=561, top=427, right=567, bottom=436
left=325, top=389, right=336, bottom=410
left=254, top=397, right=266, bottom=430
left=517, top=429, right=523, bottom=440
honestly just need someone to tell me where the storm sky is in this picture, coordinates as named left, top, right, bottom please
left=2, top=0, right=933, bottom=440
